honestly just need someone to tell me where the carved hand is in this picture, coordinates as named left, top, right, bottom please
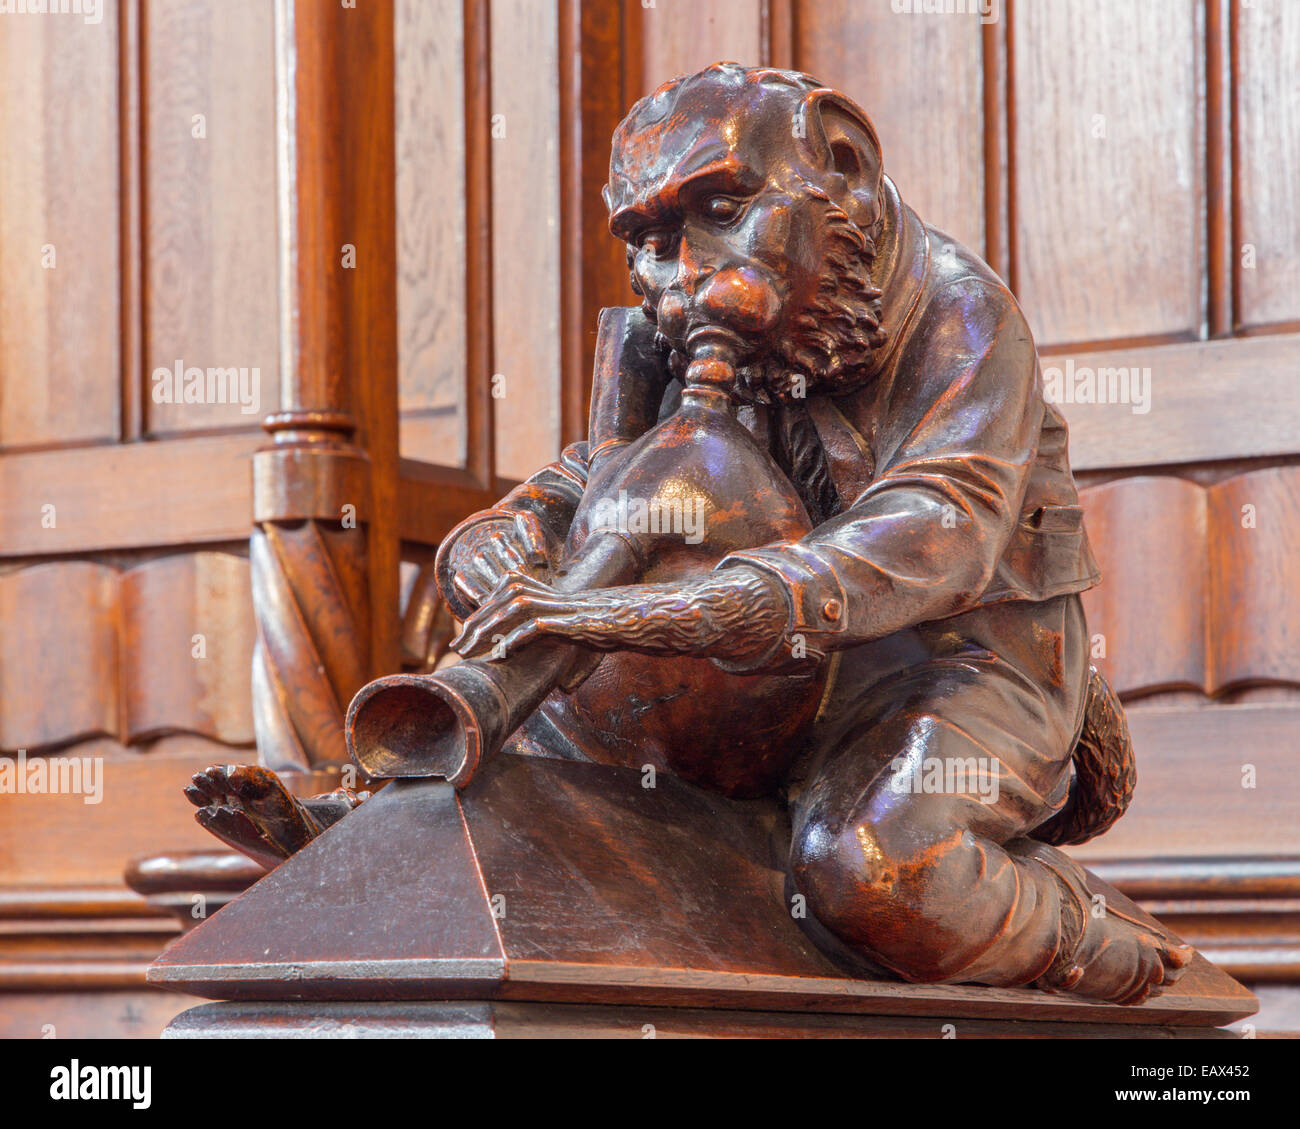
left=444, top=511, right=557, bottom=612
left=452, top=566, right=788, bottom=664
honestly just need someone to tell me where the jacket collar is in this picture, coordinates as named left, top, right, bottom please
left=860, top=175, right=930, bottom=383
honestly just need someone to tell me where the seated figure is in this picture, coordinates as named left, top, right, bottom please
left=191, top=63, right=1191, bottom=1007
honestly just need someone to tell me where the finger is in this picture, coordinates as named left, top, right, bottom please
left=493, top=613, right=622, bottom=657
left=470, top=555, right=513, bottom=593
left=454, top=597, right=551, bottom=657
left=480, top=570, right=556, bottom=607
left=453, top=572, right=487, bottom=608
left=484, top=539, right=527, bottom=579
left=192, top=767, right=232, bottom=804
left=513, top=512, right=552, bottom=570
left=453, top=589, right=576, bottom=654
left=453, top=560, right=505, bottom=609
left=187, top=772, right=219, bottom=803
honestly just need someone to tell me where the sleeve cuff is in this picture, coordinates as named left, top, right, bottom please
left=711, top=544, right=847, bottom=673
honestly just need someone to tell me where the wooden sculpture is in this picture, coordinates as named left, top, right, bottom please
left=189, top=64, right=1195, bottom=1009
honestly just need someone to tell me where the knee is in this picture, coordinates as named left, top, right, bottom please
left=790, top=804, right=967, bottom=980
left=791, top=804, right=934, bottom=930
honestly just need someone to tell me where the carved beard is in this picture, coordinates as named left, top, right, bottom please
left=634, top=190, right=887, bottom=406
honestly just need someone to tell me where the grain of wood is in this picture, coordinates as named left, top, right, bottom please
left=0, top=8, right=121, bottom=448
left=395, top=0, right=468, bottom=461
left=1012, top=0, right=1204, bottom=347
left=144, top=0, right=279, bottom=435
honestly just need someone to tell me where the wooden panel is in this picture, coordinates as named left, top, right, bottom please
left=1081, top=467, right=1300, bottom=699
left=143, top=0, right=279, bottom=435
left=397, top=460, right=500, bottom=549
left=0, top=554, right=256, bottom=752
left=0, top=434, right=260, bottom=557
left=121, top=553, right=256, bottom=745
left=0, top=742, right=240, bottom=890
left=1069, top=705, right=1300, bottom=861
left=0, top=564, right=119, bottom=752
left=397, top=412, right=462, bottom=473
left=1080, top=476, right=1207, bottom=698
left=490, top=0, right=562, bottom=481
left=1012, top=0, right=1203, bottom=347
left=0, top=3, right=120, bottom=448
left=1209, top=468, right=1300, bottom=691
left=395, top=0, right=467, bottom=463
left=634, top=0, right=763, bottom=97
left=796, top=0, right=986, bottom=254
left=1051, top=333, right=1300, bottom=471
left=1234, top=0, right=1300, bottom=331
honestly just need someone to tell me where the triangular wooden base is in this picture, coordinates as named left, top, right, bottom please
left=149, top=754, right=1257, bottom=1029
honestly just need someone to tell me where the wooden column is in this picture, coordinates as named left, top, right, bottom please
left=251, top=0, right=400, bottom=772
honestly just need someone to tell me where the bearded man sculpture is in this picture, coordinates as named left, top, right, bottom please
left=191, top=64, right=1193, bottom=1009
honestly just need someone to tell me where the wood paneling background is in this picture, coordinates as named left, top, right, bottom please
left=1, top=0, right=1298, bottom=1033
left=0, top=4, right=121, bottom=449
left=143, top=0, right=280, bottom=437
left=1235, top=0, right=1300, bottom=332
left=1011, top=0, right=1205, bottom=348
left=394, top=0, right=466, bottom=465
left=795, top=1, right=987, bottom=257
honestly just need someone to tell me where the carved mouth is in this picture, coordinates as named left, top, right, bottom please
left=684, top=324, right=750, bottom=360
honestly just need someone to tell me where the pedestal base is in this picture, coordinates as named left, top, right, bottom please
left=162, top=999, right=1239, bottom=1039
left=149, top=754, right=1257, bottom=1033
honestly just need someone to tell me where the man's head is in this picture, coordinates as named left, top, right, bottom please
left=606, top=63, right=888, bottom=403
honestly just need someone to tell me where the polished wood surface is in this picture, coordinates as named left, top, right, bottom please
left=0, top=4, right=121, bottom=450
left=1080, top=466, right=1300, bottom=698
left=249, top=0, right=400, bottom=770
left=0, top=554, right=255, bottom=751
left=151, top=759, right=1255, bottom=1027
left=1, top=0, right=1298, bottom=1034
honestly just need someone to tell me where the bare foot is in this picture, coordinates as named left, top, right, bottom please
left=185, top=765, right=365, bottom=871
left=1048, top=909, right=1195, bottom=1005
left=1028, top=845, right=1195, bottom=1005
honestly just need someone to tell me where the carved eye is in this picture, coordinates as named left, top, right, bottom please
left=637, top=227, right=675, bottom=255
left=701, top=195, right=745, bottom=224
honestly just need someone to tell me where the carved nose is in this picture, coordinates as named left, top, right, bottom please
left=674, top=231, right=709, bottom=277
left=694, top=267, right=781, bottom=337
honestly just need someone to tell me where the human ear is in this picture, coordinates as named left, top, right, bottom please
left=800, top=89, right=884, bottom=229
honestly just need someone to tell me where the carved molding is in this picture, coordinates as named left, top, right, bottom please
left=0, top=555, right=255, bottom=753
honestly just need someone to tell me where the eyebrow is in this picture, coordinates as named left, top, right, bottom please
left=609, top=158, right=762, bottom=241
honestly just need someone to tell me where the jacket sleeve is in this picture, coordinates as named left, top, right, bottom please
left=715, top=279, right=1043, bottom=670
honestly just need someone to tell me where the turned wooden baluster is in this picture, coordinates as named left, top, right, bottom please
left=250, top=0, right=400, bottom=773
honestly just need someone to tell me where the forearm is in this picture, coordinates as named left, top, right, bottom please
left=552, top=569, right=786, bottom=661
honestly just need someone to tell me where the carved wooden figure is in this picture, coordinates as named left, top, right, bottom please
left=191, top=64, right=1196, bottom=1009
